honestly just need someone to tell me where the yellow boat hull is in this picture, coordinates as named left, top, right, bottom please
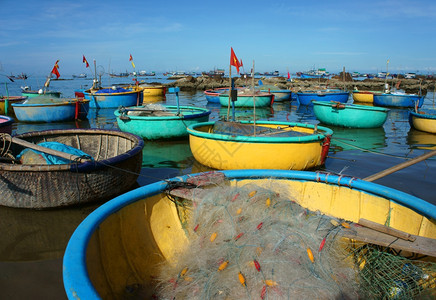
left=352, top=91, right=377, bottom=103
left=188, top=122, right=332, bottom=170
left=141, top=85, right=166, bottom=97
left=63, top=171, right=436, bottom=299
left=410, top=113, right=436, bottom=134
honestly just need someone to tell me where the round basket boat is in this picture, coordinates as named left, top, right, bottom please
left=63, top=170, right=436, bottom=299
left=0, top=129, right=144, bottom=208
left=187, top=121, right=333, bottom=170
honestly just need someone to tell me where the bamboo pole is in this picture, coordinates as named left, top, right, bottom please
left=364, top=150, right=436, bottom=182
left=252, top=60, right=256, bottom=136
left=226, top=63, right=232, bottom=121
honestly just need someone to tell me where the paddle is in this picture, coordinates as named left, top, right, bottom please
left=11, top=137, right=91, bottom=163
left=364, top=150, right=436, bottom=182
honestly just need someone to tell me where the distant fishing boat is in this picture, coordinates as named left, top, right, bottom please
left=296, top=89, right=350, bottom=106
left=409, top=109, right=436, bottom=134
left=12, top=96, right=90, bottom=122
left=0, top=115, right=13, bottom=134
left=352, top=90, right=382, bottom=104
left=72, top=73, right=87, bottom=78
left=109, top=72, right=129, bottom=78
left=115, top=105, right=211, bottom=140
left=312, top=101, right=389, bottom=128
left=297, top=68, right=330, bottom=79
left=373, top=92, right=424, bottom=108
left=188, top=120, right=332, bottom=170
left=219, top=90, right=274, bottom=107
left=83, top=87, right=140, bottom=109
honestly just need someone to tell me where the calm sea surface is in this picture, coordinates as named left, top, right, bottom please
left=1, top=75, right=435, bottom=299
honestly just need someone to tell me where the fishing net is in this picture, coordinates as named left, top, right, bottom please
left=349, top=243, right=436, bottom=299
left=153, top=180, right=436, bottom=299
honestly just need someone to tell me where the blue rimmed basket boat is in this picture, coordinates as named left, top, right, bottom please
left=260, top=88, right=292, bottom=102
left=0, top=129, right=144, bottom=208
left=63, top=169, right=436, bottom=299
left=312, top=101, right=389, bottom=128
left=83, top=87, right=140, bottom=109
left=0, top=115, right=14, bottom=134
left=12, top=97, right=89, bottom=122
left=373, top=93, right=424, bottom=108
left=296, top=89, right=350, bottom=106
left=204, top=88, right=228, bottom=103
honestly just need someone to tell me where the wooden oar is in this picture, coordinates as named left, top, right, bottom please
left=364, top=150, right=436, bottom=182
left=12, top=137, right=90, bottom=163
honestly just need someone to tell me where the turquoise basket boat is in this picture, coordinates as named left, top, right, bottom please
left=219, top=91, right=273, bottom=107
left=84, top=87, right=140, bottom=109
left=115, top=105, right=211, bottom=140
left=21, top=90, right=61, bottom=98
left=297, top=90, right=350, bottom=106
left=312, top=101, right=389, bottom=128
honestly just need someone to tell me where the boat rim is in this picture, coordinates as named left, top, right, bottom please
left=11, top=99, right=90, bottom=107
left=312, top=101, right=389, bottom=112
left=0, top=128, right=144, bottom=172
left=62, top=169, right=436, bottom=300
left=187, top=120, right=333, bottom=143
left=115, top=105, right=211, bottom=120
left=410, top=110, right=436, bottom=119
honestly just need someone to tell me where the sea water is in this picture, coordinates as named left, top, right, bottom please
left=0, top=74, right=435, bottom=299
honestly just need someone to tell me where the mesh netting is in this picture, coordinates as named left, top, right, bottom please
left=154, top=181, right=436, bottom=299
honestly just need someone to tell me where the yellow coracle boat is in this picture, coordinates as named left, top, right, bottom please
left=187, top=121, right=332, bottom=170
left=352, top=90, right=382, bottom=103
left=409, top=110, right=436, bottom=134
left=63, top=170, right=436, bottom=299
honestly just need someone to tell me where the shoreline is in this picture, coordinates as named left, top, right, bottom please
left=164, top=75, right=434, bottom=95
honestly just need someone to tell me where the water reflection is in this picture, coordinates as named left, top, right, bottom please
left=0, top=203, right=100, bottom=261
left=407, top=128, right=436, bottom=150
left=329, top=126, right=387, bottom=152
left=142, top=140, right=193, bottom=168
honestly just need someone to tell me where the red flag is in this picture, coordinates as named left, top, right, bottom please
left=287, top=71, right=291, bottom=80
left=51, top=60, right=60, bottom=79
left=129, top=54, right=133, bottom=61
left=240, top=59, right=243, bottom=67
left=83, top=55, right=89, bottom=68
left=230, top=47, right=242, bottom=73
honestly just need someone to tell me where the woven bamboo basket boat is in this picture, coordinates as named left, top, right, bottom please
left=0, top=129, right=144, bottom=209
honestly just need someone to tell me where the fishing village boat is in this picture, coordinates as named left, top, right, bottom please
left=0, top=128, right=144, bottom=209
left=409, top=110, right=436, bottom=134
left=12, top=96, right=90, bottom=122
left=312, top=101, right=389, bottom=128
left=140, top=85, right=166, bottom=97
left=219, top=90, right=274, bottom=107
left=260, top=87, right=292, bottom=102
left=21, top=88, right=61, bottom=99
left=115, top=105, right=211, bottom=140
left=83, top=87, right=140, bottom=109
left=373, top=92, right=425, bottom=108
left=296, top=89, right=350, bottom=106
left=187, top=121, right=332, bottom=170
left=352, top=90, right=382, bottom=104
left=204, top=88, right=228, bottom=103
left=0, top=115, right=14, bottom=134
left=63, top=170, right=436, bottom=299
left=0, top=95, right=27, bottom=115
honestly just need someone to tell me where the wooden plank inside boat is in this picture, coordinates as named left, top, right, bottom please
left=212, top=121, right=311, bottom=137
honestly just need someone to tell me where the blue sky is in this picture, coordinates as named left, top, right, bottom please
left=1, top=0, right=436, bottom=76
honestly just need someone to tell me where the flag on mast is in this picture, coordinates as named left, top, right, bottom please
left=230, top=47, right=242, bottom=73
left=83, top=55, right=89, bottom=68
left=129, top=54, right=135, bottom=68
left=51, top=60, right=60, bottom=79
